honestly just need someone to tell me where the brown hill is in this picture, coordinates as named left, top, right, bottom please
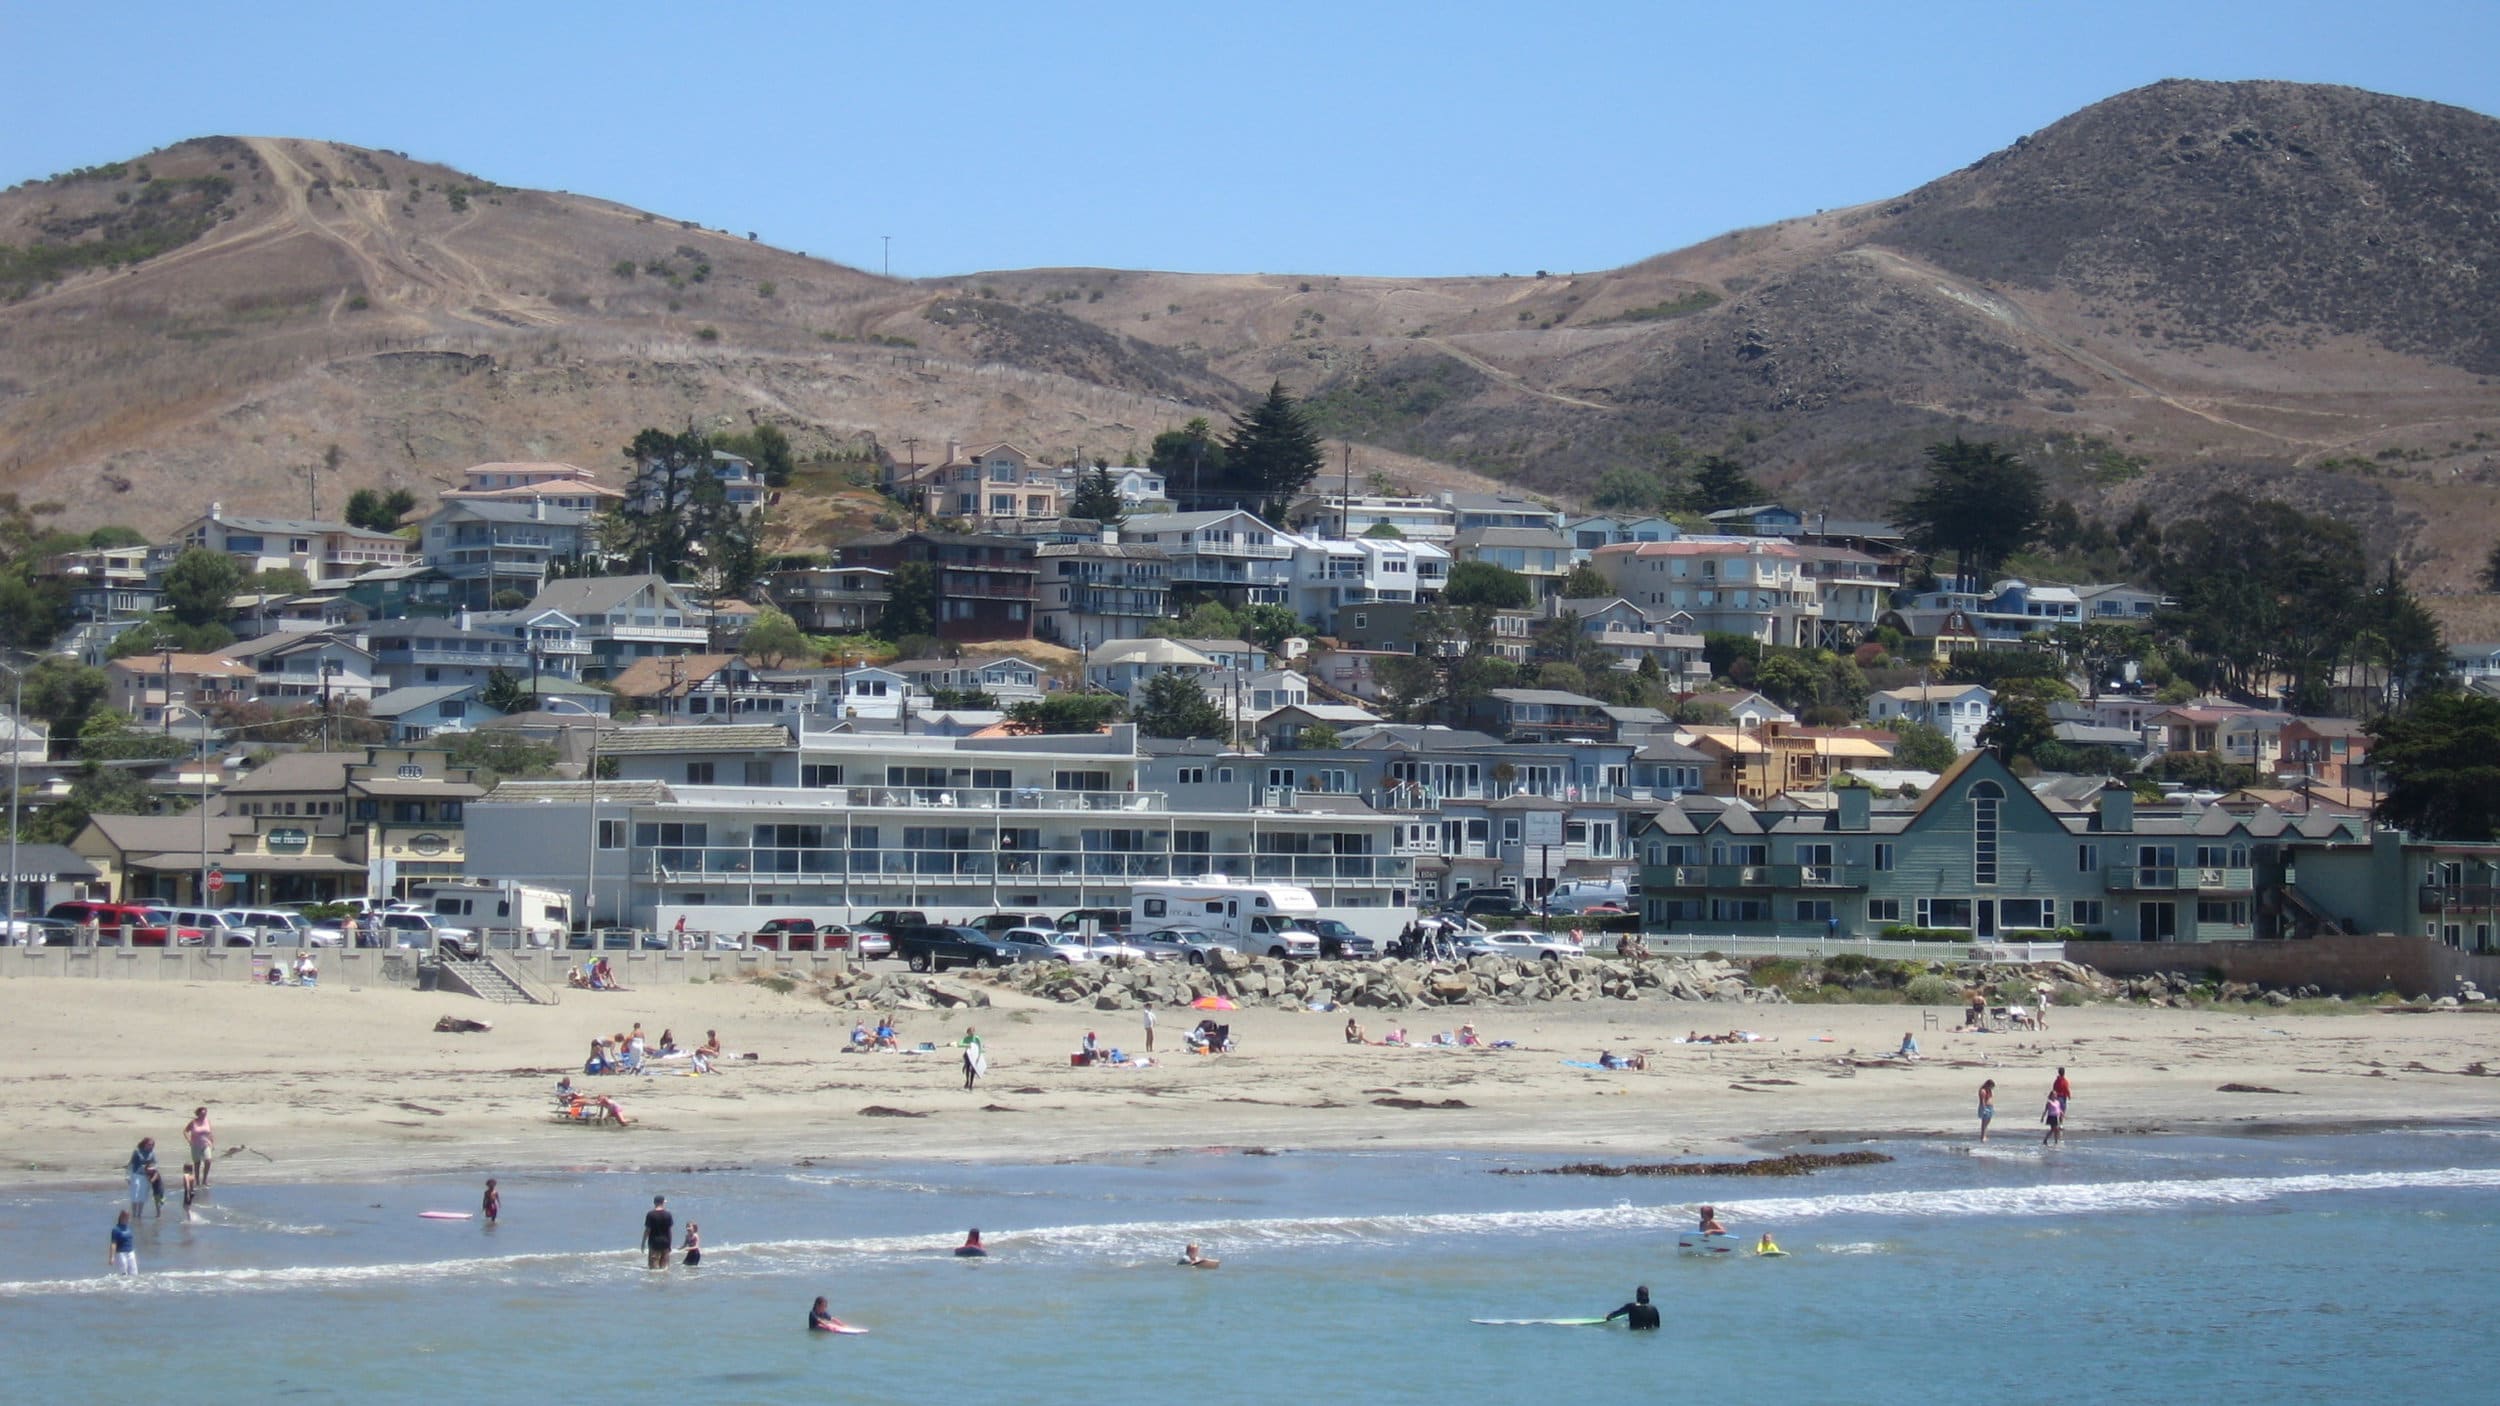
left=5, top=83, right=2500, bottom=602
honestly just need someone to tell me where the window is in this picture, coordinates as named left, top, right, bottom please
left=970, top=769, right=1012, bottom=791
left=1867, top=899, right=1902, bottom=923
left=1501, top=819, right=1522, bottom=846
left=1176, top=767, right=1207, bottom=785
left=2197, top=899, right=2251, bottom=926
left=1796, top=843, right=1833, bottom=867
left=1173, top=831, right=1212, bottom=853
left=2078, top=843, right=2099, bottom=873
left=686, top=762, right=715, bottom=785
left=2071, top=899, right=2103, bottom=927
left=2000, top=899, right=2052, bottom=930
left=743, top=760, right=774, bottom=787
left=1795, top=899, right=1834, bottom=922
left=1141, top=898, right=1168, bottom=919
left=1915, top=897, right=1974, bottom=929
left=1969, top=781, right=2002, bottom=886
left=801, top=764, right=844, bottom=788
left=1874, top=843, right=1895, bottom=872
left=1055, top=770, right=1111, bottom=791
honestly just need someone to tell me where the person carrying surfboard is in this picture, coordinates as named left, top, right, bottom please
left=961, top=1027, right=986, bottom=1091
left=1603, top=1286, right=1660, bottom=1330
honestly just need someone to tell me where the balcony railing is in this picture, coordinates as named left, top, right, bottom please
left=2418, top=884, right=2500, bottom=914
left=643, top=848, right=1411, bottom=884
left=2105, top=865, right=2252, bottom=893
left=1647, top=863, right=1870, bottom=891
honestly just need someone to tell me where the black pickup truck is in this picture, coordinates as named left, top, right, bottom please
left=891, top=924, right=1058, bottom=973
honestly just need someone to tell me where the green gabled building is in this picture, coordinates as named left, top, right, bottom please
left=1633, top=749, right=2365, bottom=943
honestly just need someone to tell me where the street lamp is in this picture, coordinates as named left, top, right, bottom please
left=1, top=654, right=29, bottom=931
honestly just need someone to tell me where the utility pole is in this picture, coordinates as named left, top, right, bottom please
left=882, top=235, right=891, bottom=279
left=1339, top=443, right=1352, bottom=540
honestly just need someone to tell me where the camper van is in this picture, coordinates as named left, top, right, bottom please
left=1129, top=878, right=1321, bottom=960
left=410, top=881, right=572, bottom=948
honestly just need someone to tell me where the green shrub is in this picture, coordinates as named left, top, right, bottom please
left=612, top=259, right=636, bottom=278
left=695, top=326, right=719, bottom=342
left=1903, top=974, right=1961, bottom=1005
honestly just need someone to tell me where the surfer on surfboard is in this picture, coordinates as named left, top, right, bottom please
left=1179, top=1242, right=1220, bottom=1268
left=1603, top=1286, right=1660, bottom=1330
left=956, top=1228, right=988, bottom=1257
left=809, top=1297, right=847, bottom=1332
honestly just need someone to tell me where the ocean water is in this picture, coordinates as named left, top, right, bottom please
left=3, top=1129, right=2494, bottom=1403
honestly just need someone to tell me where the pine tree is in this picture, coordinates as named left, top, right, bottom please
left=1069, top=464, right=1127, bottom=524
left=1218, top=382, right=1324, bottom=518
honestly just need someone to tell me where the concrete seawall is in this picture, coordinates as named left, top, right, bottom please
left=2067, top=935, right=2500, bottom=998
left=0, top=948, right=853, bottom=988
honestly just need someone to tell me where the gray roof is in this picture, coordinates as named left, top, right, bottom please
left=429, top=499, right=590, bottom=526
left=1035, top=541, right=1170, bottom=561
left=482, top=779, right=675, bottom=805
left=366, top=684, right=482, bottom=718
left=3, top=843, right=99, bottom=881
left=1488, top=688, right=1606, bottom=708
left=594, top=723, right=793, bottom=754
left=225, top=751, right=356, bottom=795
left=528, top=574, right=698, bottom=617
left=1451, top=526, right=1570, bottom=550
left=1122, top=510, right=1275, bottom=533
left=209, top=513, right=402, bottom=543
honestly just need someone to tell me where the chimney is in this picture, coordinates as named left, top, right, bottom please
left=457, top=607, right=472, bottom=634
left=531, top=496, right=544, bottom=521
left=1838, top=784, right=1871, bottom=832
left=2098, top=787, right=2134, bottom=833
left=946, top=439, right=962, bottom=466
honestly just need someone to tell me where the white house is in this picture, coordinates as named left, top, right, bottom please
left=1867, top=683, right=1995, bottom=754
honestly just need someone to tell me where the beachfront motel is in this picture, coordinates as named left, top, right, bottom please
left=461, top=723, right=1416, bottom=937
left=1633, top=750, right=2366, bottom=943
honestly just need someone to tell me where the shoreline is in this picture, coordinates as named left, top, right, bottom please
left=15, top=976, right=2500, bottom=1194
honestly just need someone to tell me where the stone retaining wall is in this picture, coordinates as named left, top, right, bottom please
left=2066, top=935, right=2500, bottom=998
left=0, top=947, right=851, bottom=989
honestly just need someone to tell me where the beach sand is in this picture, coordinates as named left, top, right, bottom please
left=13, top=971, right=2500, bottom=1186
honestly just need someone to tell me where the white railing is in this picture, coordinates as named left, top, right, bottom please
left=1637, top=933, right=2066, bottom=964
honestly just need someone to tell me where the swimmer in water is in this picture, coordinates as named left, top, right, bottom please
left=1756, top=1233, right=1782, bottom=1255
left=809, top=1297, right=842, bottom=1332
left=956, top=1228, right=987, bottom=1257
left=1698, top=1204, right=1726, bottom=1234
left=1179, top=1242, right=1220, bottom=1268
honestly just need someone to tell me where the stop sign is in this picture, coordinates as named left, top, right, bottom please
left=205, top=868, right=225, bottom=895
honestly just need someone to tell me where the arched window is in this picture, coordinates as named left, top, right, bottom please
left=1970, top=781, right=2003, bottom=887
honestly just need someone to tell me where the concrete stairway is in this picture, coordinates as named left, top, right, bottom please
left=438, top=955, right=556, bottom=1005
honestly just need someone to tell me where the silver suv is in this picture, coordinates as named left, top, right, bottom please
left=224, top=908, right=345, bottom=947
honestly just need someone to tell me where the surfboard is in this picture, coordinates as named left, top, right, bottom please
left=813, top=1323, right=870, bottom=1335
left=1678, top=1232, right=1739, bottom=1256
left=1754, top=1248, right=1789, bottom=1257
left=1470, top=1317, right=1610, bottom=1327
left=419, top=1211, right=473, bottom=1221
left=966, top=1045, right=989, bottom=1078
left=954, top=1246, right=988, bottom=1257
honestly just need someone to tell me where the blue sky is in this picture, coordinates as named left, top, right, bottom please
left=6, top=1, right=2498, bottom=278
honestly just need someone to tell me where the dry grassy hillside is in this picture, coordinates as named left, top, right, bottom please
left=0, top=137, right=1500, bottom=543
left=7, top=82, right=2500, bottom=605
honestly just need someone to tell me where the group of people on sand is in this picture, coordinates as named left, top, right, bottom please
left=111, top=1107, right=217, bottom=1272
left=584, top=1024, right=722, bottom=1076
left=846, top=1016, right=905, bottom=1052
left=1683, top=1030, right=1762, bottom=1045
left=1976, top=1067, right=2075, bottom=1144
left=567, top=957, right=623, bottom=992
left=262, top=950, right=320, bottom=987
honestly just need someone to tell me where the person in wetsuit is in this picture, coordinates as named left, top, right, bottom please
left=1605, top=1285, right=1659, bottom=1330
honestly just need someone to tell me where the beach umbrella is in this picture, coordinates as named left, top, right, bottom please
left=1190, top=995, right=1236, bottom=1010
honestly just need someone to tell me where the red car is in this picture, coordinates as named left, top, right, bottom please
left=45, top=901, right=201, bottom=946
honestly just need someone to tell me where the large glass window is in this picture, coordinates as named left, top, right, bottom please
left=1970, top=782, right=2002, bottom=887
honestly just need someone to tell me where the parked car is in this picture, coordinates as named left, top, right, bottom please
left=46, top=901, right=179, bottom=946
left=1055, top=907, right=1129, bottom=936
left=1438, top=891, right=1533, bottom=924
left=1134, top=926, right=1240, bottom=965
left=891, top=923, right=1057, bottom=973
left=850, top=927, right=892, bottom=960
left=2, top=916, right=77, bottom=946
left=158, top=907, right=260, bottom=948
left=223, top=908, right=345, bottom=947
left=1304, top=918, right=1378, bottom=959
left=378, top=911, right=477, bottom=957
left=750, top=917, right=826, bottom=952
left=139, top=909, right=216, bottom=947
left=1539, top=880, right=1630, bottom=915
left=969, top=912, right=1057, bottom=936
left=1035, top=929, right=1158, bottom=963
left=853, top=909, right=928, bottom=939
left=1462, top=929, right=1588, bottom=963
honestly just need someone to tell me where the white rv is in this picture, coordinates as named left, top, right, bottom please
left=411, top=881, right=573, bottom=948
left=1130, top=877, right=1321, bottom=959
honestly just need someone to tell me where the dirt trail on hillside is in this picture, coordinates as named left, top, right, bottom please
left=1847, top=246, right=2329, bottom=449
left=1419, top=336, right=1620, bottom=413
left=249, top=138, right=557, bottom=330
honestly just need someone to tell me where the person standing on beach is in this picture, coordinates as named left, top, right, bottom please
left=109, top=1210, right=136, bottom=1276
left=181, top=1166, right=198, bottom=1223
left=125, top=1138, right=157, bottom=1214
left=961, top=1026, right=985, bottom=1091
left=2042, top=1091, right=2066, bottom=1145
left=642, top=1195, right=674, bottom=1269
left=482, top=1179, right=500, bottom=1227
left=183, top=1107, right=215, bottom=1190
left=1142, top=1002, right=1155, bottom=1054
left=2052, top=1067, right=2073, bottom=1108
left=1977, top=1079, right=1996, bottom=1141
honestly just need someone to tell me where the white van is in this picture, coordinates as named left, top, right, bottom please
left=1541, top=879, right=1629, bottom=914
left=1130, top=878, right=1321, bottom=960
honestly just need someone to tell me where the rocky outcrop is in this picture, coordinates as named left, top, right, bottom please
left=987, top=955, right=1783, bottom=1010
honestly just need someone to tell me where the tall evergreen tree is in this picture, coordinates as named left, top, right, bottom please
left=2372, top=693, right=2500, bottom=840
left=1068, top=464, right=1127, bottom=524
left=1218, top=382, right=1325, bottom=519
left=1684, top=455, right=1762, bottom=514
left=1895, top=438, right=2044, bottom=590
left=1131, top=669, right=1231, bottom=740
